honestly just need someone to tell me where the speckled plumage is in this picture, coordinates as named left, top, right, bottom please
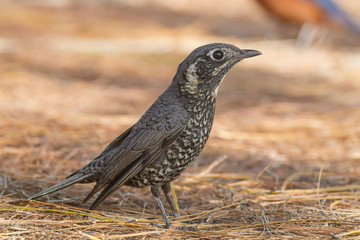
left=29, top=43, right=261, bottom=227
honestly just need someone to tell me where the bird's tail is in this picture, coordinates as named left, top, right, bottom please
left=28, top=173, right=93, bottom=200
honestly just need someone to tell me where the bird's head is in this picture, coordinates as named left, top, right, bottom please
left=174, top=43, right=261, bottom=97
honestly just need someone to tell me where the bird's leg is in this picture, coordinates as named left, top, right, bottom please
left=151, top=184, right=170, bottom=228
left=162, top=182, right=179, bottom=217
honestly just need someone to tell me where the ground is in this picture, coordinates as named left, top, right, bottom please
left=0, top=0, right=360, bottom=239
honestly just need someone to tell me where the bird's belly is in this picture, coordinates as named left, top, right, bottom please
left=126, top=114, right=214, bottom=187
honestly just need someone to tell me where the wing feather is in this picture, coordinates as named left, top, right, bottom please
left=83, top=100, right=190, bottom=208
left=88, top=145, right=163, bottom=209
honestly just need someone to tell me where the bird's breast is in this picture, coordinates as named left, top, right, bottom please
left=126, top=99, right=217, bottom=187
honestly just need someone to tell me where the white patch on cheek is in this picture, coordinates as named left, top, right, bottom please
left=184, top=62, right=199, bottom=94
left=186, top=63, right=198, bottom=85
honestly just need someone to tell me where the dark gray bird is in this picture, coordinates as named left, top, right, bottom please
left=29, top=43, right=261, bottom=227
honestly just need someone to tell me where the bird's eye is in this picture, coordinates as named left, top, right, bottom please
left=211, top=50, right=225, bottom=61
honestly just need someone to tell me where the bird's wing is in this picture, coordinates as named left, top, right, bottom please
left=83, top=101, right=190, bottom=208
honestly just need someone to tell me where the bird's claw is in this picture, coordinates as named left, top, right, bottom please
left=150, top=222, right=171, bottom=229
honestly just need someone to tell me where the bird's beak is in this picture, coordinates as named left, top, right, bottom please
left=240, top=49, right=262, bottom=59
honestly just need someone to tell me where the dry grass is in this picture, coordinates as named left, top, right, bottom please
left=1, top=0, right=360, bottom=239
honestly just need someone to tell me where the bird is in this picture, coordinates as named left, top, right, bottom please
left=29, top=43, right=261, bottom=227
left=257, top=0, right=360, bottom=41
left=311, top=0, right=360, bottom=35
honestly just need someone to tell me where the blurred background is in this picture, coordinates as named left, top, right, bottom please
left=0, top=0, right=360, bottom=236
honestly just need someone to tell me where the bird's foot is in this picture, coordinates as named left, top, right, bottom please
left=150, top=222, right=171, bottom=229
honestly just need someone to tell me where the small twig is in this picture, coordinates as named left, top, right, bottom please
left=78, top=231, right=101, bottom=240
left=140, top=202, right=147, bottom=219
left=171, top=182, right=179, bottom=214
left=198, top=155, right=227, bottom=176
left=255, top=158, right=274, bottom=182
left=0, top=174, right=9, bottom=198
left=334, top=229, right=360, bottom=239
left=0, top=230, right=31, bottom=237
left=316, top=167, right=331, bottom=218
left=102, top=230, right=165, bottom=239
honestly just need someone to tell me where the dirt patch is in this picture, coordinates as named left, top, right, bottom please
left=1, top=0, right=360, bottom=239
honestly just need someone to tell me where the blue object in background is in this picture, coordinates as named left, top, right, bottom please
left=312, top=0, right=360, bottom=35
